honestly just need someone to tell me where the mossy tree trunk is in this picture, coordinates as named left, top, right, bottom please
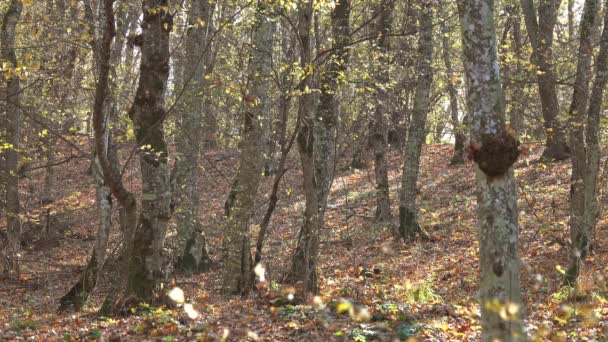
left=459, top=1, right=524, bottom=340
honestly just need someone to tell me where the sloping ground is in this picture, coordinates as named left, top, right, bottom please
left=1, top=142, right=607, bottom=341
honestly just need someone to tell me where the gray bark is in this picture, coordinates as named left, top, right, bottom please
left=565, top=0, right=607, bottom=285
left=520, top=0, right=570, bottom=161
left=1, top=0, right=23, bottom=277
left=125, top=0, right=173, bottom=301
left=172, top=0, right=215, bottom=274
left=439, top=4, right=464, bottom=165
left=222, top=0, right=274, bottom=296
left=398, top=1, right=433, bottom=242
left=60, top=1, right=130, bottom=310
left=287, top=0, right=350, bottom=294
left=459, top=1, right=524, bottom=340
left=509, top=4, right=525, bottom=138
left=370, top=0, right=394, bottom=223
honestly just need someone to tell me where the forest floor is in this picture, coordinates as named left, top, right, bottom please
left=1, top=142, right=608, bottom=341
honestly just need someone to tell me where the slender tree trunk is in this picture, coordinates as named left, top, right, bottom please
left=286, top=0, right=316, bottom=290
left=1, top=0, right=23, bottom=277
left=509, top=4, right=525, bottom=138
left=287, top=0, right=350, bottom=295
left=520, top=0, right=570, bottom=161
left=565, top=0, right=604, bottom=286
left=172, top=0, right=215, bottom=274
left=439, top=4, right=464, bottom=165
left=254, top=23, right=296, bottom=265
left=398, top=1, right=433, bottom=241
left=370, top=0, right=394, bottom=223
left=222, top=0, right=274, bottom=296
left=459, top=1, right=524, bottom=339
left=59, top=1, right=131, bottom=309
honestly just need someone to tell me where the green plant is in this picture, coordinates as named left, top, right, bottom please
left=550, top=286, right=575, bottom=304
left=10, top=319, right=38, bottom=331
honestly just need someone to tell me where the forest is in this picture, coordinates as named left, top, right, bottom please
left=0, top=0, right=607, bottom=340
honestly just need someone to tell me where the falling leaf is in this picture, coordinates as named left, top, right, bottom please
left=168, top=287, right=185, bottom=304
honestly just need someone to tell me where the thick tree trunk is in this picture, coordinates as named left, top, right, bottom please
left=1, top=0, right=23, bottom=277
left=459, top=1, right=524, bottom=340
left=398, top=2, right=433, bottom=242
left=222, top=0, right=273, bottom=296
left=565, top=0, right=606, bottom=286
left=125, top=0, right=173, bottom=301
left=370, top=0, right=394, bottom=223
left=520, top=0, right=570, bottom=161
left=172, top=0, right=215, bottom=274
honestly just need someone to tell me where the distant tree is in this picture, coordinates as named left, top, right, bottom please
left=520, top=0, right=570, bottom=161
left=459, top=0, right=524, bottom=339
left=0, top=0, right=23, bottom=277
left=438, top=2, right=465, bottom=165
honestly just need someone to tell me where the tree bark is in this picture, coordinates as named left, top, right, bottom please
left=439, top=3, right=464, bottom=165
left=520, top=0, right=570, bottom=161
left=509, top=3, right=525, bottom=138
left=124, top=0, right=173, bottom=301
left=398, top=1, right=433, bottom=242
left=222, top=0, right=274, bottom=296
left=565, top=0, right=606, bottom=286
left=287, top=0, right=350, bottom=295
left=172, top=0, right=215, bottom=274
left=369, top=0, right=394, bottom=223
left=1, top=0, right=23, bottom=277
left=459, top=1, right=524, bottom=340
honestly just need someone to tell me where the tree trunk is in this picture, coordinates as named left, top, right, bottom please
left=1, top=0, right=23, bottom=277
left=123, top=0, right=173, bottom=302
left=565, top=0, right=605, bottom=286
left=254, top=22, right=296, bottom=265
left=60, top=1, right=130, bottom=308
left=286, top=1, right=316, bottom=290
left=370, top=0, right=394, bottom=223
left=398, top=2, right=433, bottom=241
left=222, top=0, right=274, bottom=296
left=439, top=4, right=464, bottom=165
left=520, top=0, right=570, bottom=161
left=459, top=1, right=524, bottom=340
left=287, top=0, right=350, bottom=295
left=509, top=4, right=525, bottom=138
left=172, top=0, right=215, bottom=274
